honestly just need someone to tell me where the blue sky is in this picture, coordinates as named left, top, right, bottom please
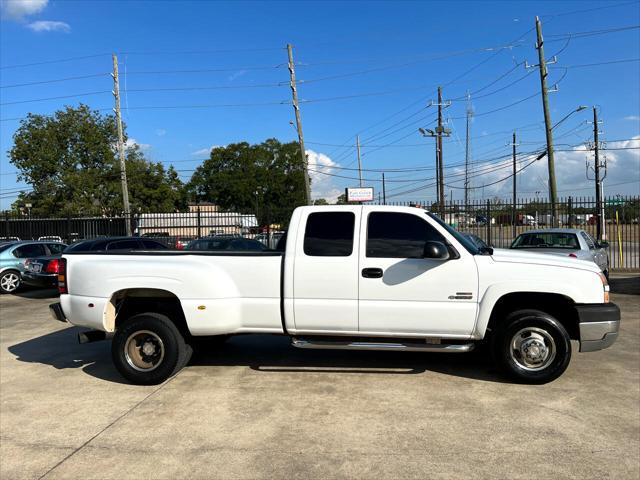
left=1, top=0, right=639, bottom=209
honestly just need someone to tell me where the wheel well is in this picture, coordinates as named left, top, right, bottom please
left=109, top=289, right=189, bottom=336
left=486, top=292, right=580, bottom=340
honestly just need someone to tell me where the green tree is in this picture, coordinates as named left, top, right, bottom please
left=9, top=104, right=186, bottom=216
left=313, top=198, right=328, bottom=205
left=187, top=139, right=307, bottom=226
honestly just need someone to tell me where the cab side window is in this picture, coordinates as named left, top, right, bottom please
left=304, top=212, right=355, bottom=257
left=367, top=212, right=445, bottom=258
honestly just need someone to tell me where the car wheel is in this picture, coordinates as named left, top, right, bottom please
left=111, top=312, right=192, bottom=385
left=493, top=309, right=571, bottom=384
left=0, top=270, right=21, bottom=294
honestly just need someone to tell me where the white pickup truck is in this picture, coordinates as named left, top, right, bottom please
left=49, top=205, right=620, bottom=385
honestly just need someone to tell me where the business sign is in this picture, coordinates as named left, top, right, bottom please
left=346, top=187, right=374, bottom=202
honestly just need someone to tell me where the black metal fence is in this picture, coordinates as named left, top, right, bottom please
left=2, top=195, right=638, bottom=270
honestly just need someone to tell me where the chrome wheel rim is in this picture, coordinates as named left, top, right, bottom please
left=124, top=330, right=165, bottom=372
left=510, top=327, right=556, bottom=371
left=1, top=273, right=20, bottom=292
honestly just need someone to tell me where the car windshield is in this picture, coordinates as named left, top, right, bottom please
left=426, top=212, right=480, bottom=255
left=511, top=232, right=579, bottom=249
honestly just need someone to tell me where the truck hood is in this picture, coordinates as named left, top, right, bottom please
left=490, top=248, right=599, bottom=273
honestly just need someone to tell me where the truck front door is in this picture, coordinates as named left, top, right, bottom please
left=358, top=210, right=478, bottom=337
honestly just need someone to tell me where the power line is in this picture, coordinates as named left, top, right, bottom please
left=0, top=90, right=112, bottom=106
left=0, top=53, right=110, bottom=70
left=0, top=73, right=110, bottom=89
left=551, top=58, right=640, bottom=69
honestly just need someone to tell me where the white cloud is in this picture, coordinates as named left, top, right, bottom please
left=27, top=20, right=69, bottom=32
left=624, top=115, right=640, bottom=122
left=191, top=145, right=221, bottom=157
left=125, top=138, right=151, bottom=151
left=155, top=129, right=167, bottom=137
left=1, top=0, right=48, bottom=20
left=306, top=149, right=343, bottom=202
left=454, top=136, right=640, bottom=200
left=228, top=70, right=247, bottom=82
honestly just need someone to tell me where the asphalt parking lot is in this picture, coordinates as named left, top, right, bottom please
left=1, top=276, right=639, bottom=480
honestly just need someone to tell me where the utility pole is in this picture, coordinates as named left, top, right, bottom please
left=509, top=131, right=520, bottom=238
left=382, top=172, right=387, bottom=205
left=287, top=44, right=312, bottom=205
left=429, top=86, right=451, bottom=218
left=534, top=16, right=559, bottom=227
left=356, top=135, right=363, bottom=187
left=587, top=107, right=606, bottom=240
left=111, top=53, right=132, bottom=236
left=464, top=94, right=473, bottom=209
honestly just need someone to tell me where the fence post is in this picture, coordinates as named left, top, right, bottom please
left=568, top=196, right=573, bottom=228
left=486, top=199, right=491, bottom=246
left=66, top=215, right=71, bottom=243
left=197, top=206, right=201, bottom=239
left=4, top=211, right=8, bottom=238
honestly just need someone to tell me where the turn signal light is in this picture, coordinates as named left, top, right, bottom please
left=57, top=258, right=68, bottom=294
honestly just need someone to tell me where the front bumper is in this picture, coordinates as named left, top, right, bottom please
left=23, top=272, right=58, bottom=288
left=49, top=302, right=67, bottom=323
left=577, top=303, right=620, bottom=352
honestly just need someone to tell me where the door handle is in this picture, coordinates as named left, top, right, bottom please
left=362, top=267, right=383, bottom=278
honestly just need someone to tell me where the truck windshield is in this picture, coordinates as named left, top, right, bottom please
left=425, top=212, right=481, bottom=255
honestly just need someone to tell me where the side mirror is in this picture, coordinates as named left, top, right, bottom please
left=423, top=241, right=450, bottom=260
left=598, top=241, right=609, bottom=248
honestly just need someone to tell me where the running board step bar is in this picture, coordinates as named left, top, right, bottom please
left=291, top=338, right=474, bottom=353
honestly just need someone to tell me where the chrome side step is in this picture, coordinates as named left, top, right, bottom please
left=291, top=338, right=474, bottom=353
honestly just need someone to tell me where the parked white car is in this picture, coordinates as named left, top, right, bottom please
left=50, top=206, right=619, bottom=385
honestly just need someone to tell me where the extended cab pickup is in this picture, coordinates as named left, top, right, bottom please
left=50, top=206, right=620, bottom=385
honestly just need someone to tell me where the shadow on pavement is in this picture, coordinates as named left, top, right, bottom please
left=610, top=275, right=640, bottom=296
left=7, top=326, right=129, bottom=384
left=8, top=330, right=510, bottom=385
left=192, top=335, right=510, bottom=384
left=13, top=287, right=59, bottom=299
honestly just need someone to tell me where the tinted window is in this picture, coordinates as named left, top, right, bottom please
left=229, top=239, right=246, bottom=250
left=140, top=240, right=167, bottom=250
left=304, top=212, right=355, bottom=257
left=13, top=244, right=47, bottom=258
left=106, top=240, right=141, bottom=251
left=245, top=240, right=266, bottom=251
left=187, top=239, right=230, bottom=251
left=47, top=243, right=66, bottom=254
left=367, top=212, right=445, bottom=258
left=511, top=233, right=579, bottom=249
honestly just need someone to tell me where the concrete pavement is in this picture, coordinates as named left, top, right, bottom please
left=1, top=277, right=638, bottom=479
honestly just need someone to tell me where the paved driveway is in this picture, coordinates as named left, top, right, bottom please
left=1, top=276, right=639, bottom=480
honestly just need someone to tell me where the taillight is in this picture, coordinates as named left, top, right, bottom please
left=58, top=258, right=68, bottom=294
left=176, top=242, right=184, bottom=250
left=45, top=259, right=60, bottom=274
left=568, top=253, right=578, bottom=258
left=25, top=259, right=32, bottom=268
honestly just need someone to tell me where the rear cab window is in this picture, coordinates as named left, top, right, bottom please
left=303, top=212, right=355, bottom=256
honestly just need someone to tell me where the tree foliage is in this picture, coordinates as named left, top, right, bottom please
left=9, top=104, right=186, bottom=216
left=187, top=139, right=307, bottom=225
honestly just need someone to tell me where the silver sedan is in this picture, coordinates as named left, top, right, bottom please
left=510, top=228, right=610, bottom=277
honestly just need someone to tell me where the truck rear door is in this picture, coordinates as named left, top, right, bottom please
left=291, top=207, right=361, bottom=333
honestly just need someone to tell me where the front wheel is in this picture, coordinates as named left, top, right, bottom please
left=111, top=312, right=192, bottom=385
left=493, top=309, right=571, bottom=384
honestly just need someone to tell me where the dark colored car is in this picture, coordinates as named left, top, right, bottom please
left=22, top=237, right=167, bottom=289
left=186, top=237, right=268, bottom=252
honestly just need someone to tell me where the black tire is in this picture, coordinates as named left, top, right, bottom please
left=492, top=309, right=571, bottom=384
left=111, top=312, right=192, bottom=385
left=0, top=270, right=21, bottom=294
